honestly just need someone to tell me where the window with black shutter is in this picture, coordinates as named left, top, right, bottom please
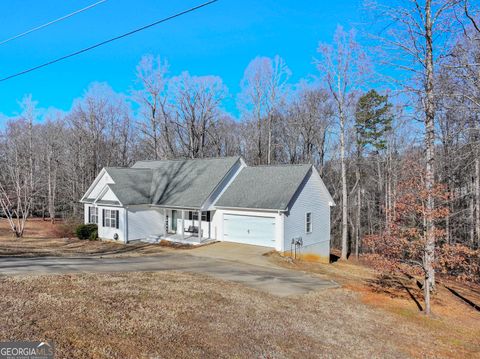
left=102, top=209, right=118, bottom=228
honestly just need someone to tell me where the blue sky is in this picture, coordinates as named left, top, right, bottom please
left=0, top=0, right=363, bottom=119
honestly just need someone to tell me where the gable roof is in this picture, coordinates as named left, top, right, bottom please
left=215, top=164, right=312, bottom=211
left=134, top=156, right=241, bottom=208
left=104, top=168, right=152, bottom=206
left=88, top=156, right=241, bottom=207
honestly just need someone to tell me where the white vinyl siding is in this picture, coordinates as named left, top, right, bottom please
left=98, top=187, right=119, bottom=202
left=86, top=171, right=113, bottom=199
left=284, top=170, right=331, bottom=258
left=97, top=206, right=125, bottom=242
left=306, top=212, right=312, bottom=233
left=127, top=206, right=165, bottom=241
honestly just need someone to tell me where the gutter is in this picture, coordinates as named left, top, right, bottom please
left=150, top=204, right=200, bottom=210
left=215, top=206, right=287, bottom=213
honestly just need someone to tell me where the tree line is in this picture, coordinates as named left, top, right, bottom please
left=0, top=0, right=478, bottom=314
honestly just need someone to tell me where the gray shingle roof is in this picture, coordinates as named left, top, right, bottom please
left=215, top=164, right=312, bottom=210
left=101, top=157, right=240, bottom=207
left=104, top=168, right=152, bottom=205
left=134, top=156, right=241, bottom=208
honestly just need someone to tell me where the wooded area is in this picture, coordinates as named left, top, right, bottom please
left=0, top=0, right=479, bottom=313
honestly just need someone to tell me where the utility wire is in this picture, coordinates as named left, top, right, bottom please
left=0, top=0, right=108, bottom=46
left=0, top=0, right=218, bottom=83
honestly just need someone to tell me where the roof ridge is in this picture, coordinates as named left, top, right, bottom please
left=134, top=156, right=240, bottom=164
left=106, top=166, right=151, bottom=170
left=248, top=163, right=312, bottom=168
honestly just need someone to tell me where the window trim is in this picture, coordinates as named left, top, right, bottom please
left=188, top=211, right=211, bottom=222
left=305, top=212, right=312, bottom=234
left=89, top=206, right=98, bottom=224
left=102, top=209, right=119, bottom=229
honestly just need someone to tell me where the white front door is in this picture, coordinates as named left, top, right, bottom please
left=223, top=214, right=276, bottom=248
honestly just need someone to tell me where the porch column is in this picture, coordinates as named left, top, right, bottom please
left=181, top=210, right=185, bottom=240
left=198, top=210, right=202, bottom=241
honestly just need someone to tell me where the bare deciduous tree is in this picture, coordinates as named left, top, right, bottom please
left=316, top=26, right=370, bottom=260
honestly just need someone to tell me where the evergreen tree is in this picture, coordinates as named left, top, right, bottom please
left=355, top=89, right=393, bottom=151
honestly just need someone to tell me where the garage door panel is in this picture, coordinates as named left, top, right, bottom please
left=223, top=214, right=275, bottom=247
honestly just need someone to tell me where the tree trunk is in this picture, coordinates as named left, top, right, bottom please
left=376, top=154, right=383, bottom=232
left=424, top=0, right=436, bottom=307
left=47, top=163, right=55, bottom=224
left=267, top=113, right=272, bottom=165
left=355, top=133, right=362, bottom=259
left=340, top=108, right=348, bottom=260
left=475, top=156, right=480, bottom=246
left=257, top=116, right=262, bottom=165
left=424, top=270, right=431, bottom=316
left=470, top=188, right=475, bottom=243
left=356, top=181, right=361, bottom=258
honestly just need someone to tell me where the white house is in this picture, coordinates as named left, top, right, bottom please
left=80, top=156, right=335, bottom=261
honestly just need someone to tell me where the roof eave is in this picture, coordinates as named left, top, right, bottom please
left=214, top=205, right=287, bottom=212
left=151, top=204, right=202, bottom=210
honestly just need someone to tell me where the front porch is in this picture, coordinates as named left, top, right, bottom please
left=160, top=208, right=214, bottom=244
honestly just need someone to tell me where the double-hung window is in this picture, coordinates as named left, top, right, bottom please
left=102, top=209, right=119, bottom=229
left=188, top=211, right=211, bottom=222
left=305, top=212, right=312, bottom=233
left=89, top=207, right=98, bottom=224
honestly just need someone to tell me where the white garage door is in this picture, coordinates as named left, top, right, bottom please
left=223, top=214, right=276, bottom=247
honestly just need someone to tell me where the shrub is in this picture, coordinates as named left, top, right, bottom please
left=89, top=229, right=98, bottom=241
left=76, top=224, right=98, bottom=240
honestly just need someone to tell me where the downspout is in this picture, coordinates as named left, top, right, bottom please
left=277, top=210, right=285, bottom=253
left=124, top=207, right=129, bottom=244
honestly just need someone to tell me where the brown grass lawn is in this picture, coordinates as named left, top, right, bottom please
left=268, top=253, right=480, bottom=359
left=0, top=219, right=479, bottom=358
left=0, top=271, right=476, bottom=359
left=0, top=218, right=176, bottom=258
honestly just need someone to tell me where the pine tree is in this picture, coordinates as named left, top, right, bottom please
left=354, top=90, right=393, bottom=257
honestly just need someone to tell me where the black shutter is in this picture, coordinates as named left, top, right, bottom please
left=116, top=210, right=119, bottom=229
left=88, top=207, right=91, bottom=223
left=206, top=211, right=211, bottom=222
left=102, top=209, right=105, bottom=227
left=188, top=211, right=192, bottom=220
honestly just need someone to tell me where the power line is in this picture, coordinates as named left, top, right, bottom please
left=0, top=0, right=218, bottom=83
left=0, top=0, right=108, bottom=46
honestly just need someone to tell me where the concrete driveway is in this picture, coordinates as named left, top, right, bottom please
left=187, top=241, right=276, bottom=268
left=0, top=244, right=337, bottom=297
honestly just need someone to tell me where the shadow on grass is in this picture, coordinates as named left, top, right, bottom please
left=367, top=274, right=424, bottom=311
left=0, top=241, right=164, bottom=259
left=444, top=285, right=480, bottom=312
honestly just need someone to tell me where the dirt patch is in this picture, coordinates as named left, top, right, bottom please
left=0, top=271, right=473, bottom=359
left=267, top=252, right=480, bottom=359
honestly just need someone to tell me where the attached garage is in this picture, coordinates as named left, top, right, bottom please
left=223, top=214, right=276, bottom=247
left=215, top=164, right=335, bottom=260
